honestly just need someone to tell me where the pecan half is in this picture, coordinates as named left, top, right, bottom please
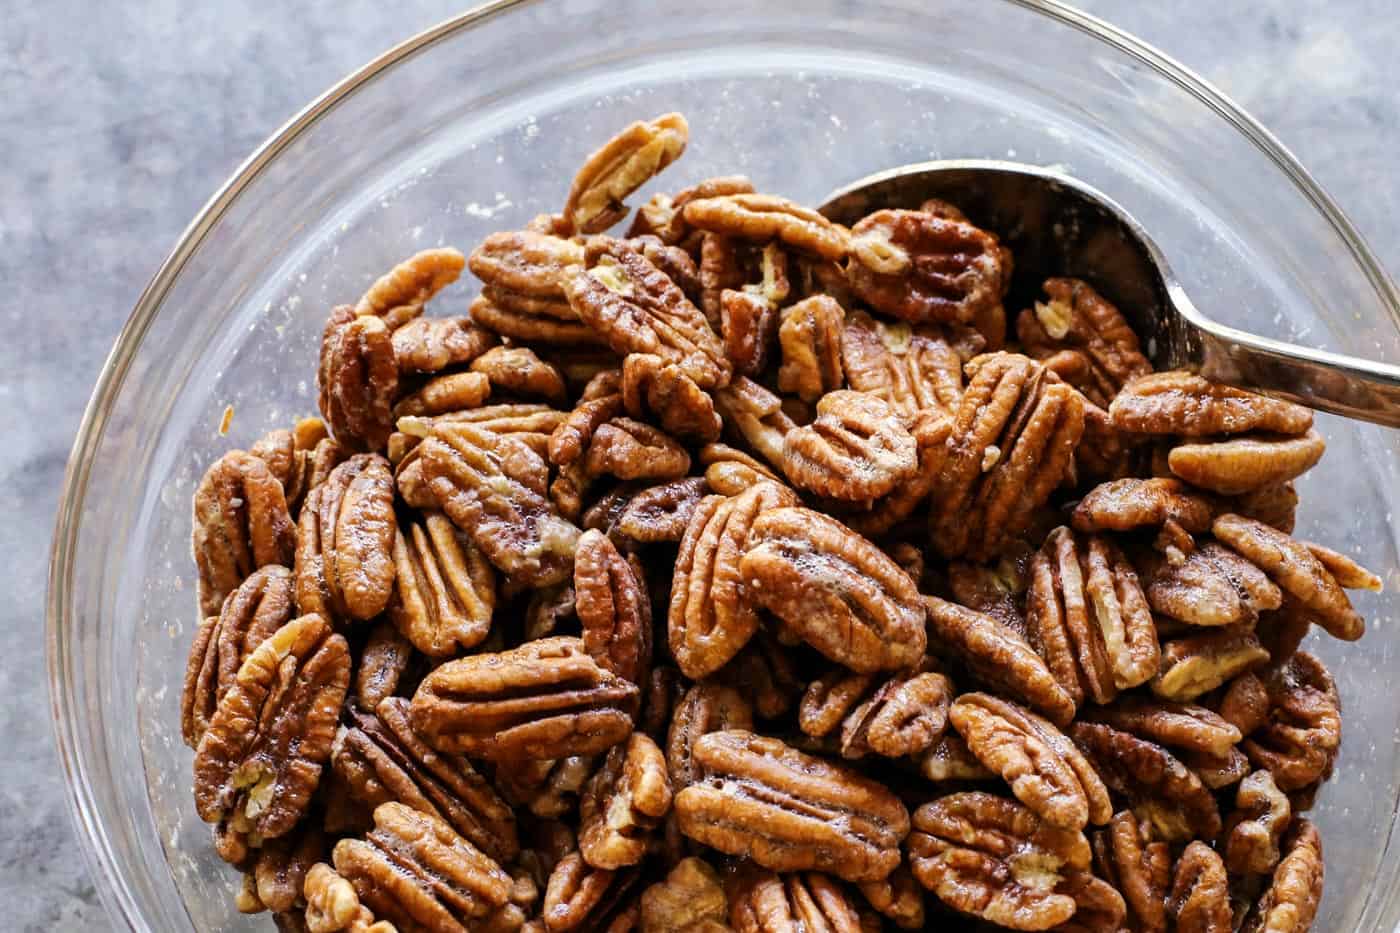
left=563, top=113, right=688, bottom=234
left=1138, top=541, right=1282, bottom=628
left=713, top=631, right=804, bottom=720
left=575, top=529, right=651, bottom=683
left=540, top=853, right=640, bottom=933
left=698, top=441, right=784, bottom=496
left=1109, top=373, right=1313, bottom=437
left=946, top=555, right=1028, bottom=637
left=713, top=376, right=797, bottom=470
left=1167, top=841, right=1232, bottom=933
left=579, top=733, right=673, bottom=869
left=728, top=865, right=864, bottom=933
left=318, top=306, right=399, bottom=452
left=392, top=315, right=497, bottom=375
left=1241, top=820, right=1323, bottom=933
left=469, top=346, right=569, bottom=405
left=841, top=310, right=964, bottom=420
left=800, top=668, right=952, bottom=760
left=639, top=857, right=729, bottom=933
left=740, top=506, right=927, bottom=672
left=390, top=511, right=495, bottom=657
left=614, top=477, right=707, bottom=543
left=469, top=231, right=585, bottom=297
left=621, top=353, right=722, bottom=443
left=295, top=454, right=398, bottom=623
left=355, top=247, right=466, bottom=327
left=782, top=391, right=918, bottom=503
left=673, top=730, right=909, bottom=882
left=355, top=621, right=414, bottom=711
left=683, top=194, right=850, bottom=261
left=550, top=369, right=625, bottom=467
left=194, top=614, right=350, bottom=840
left=1241, top=653, right=1341, bottom=792
left=252, top=420, right=347, bottom=518
left=393, top=371, right=492, bottom=419
left=583, top=418, right=691, bottom=482
left=193, top=449, right=298, bottom=617
left=1017, top=278, right=1150, bottom=408
left=1093, top=810, right=1169, bottom=933
left=1152, top=628, right=1270, bottom=702
left=776, top=295, right=846, bottom=402
left=1082, top=697, right=1241, bottom=758
left=858, top=866, right=925, bottom=930
left=915, top=733, right=996, bottom=782
left=1225, top=770, right=1292, bottom=877
left=242, top=821, right=325, bottom=914
left=1167, top=430, right=1325, bottom=495
left=907, top=791, right=1090, bottom=930
left=846, top=209, right=1009, bottom=325
left=304, top=861, right=391, bottom=933
left=409, top=636, right=639, bottom=760
left=721, top=288, right=781, bottom=378
left=629, top=175, right=755, bottom=244
left=667, top=683, right=755, bottom=788
left=1070, top=477, right=1217, bottom=535
left=470, top=292, right=600, bottom=346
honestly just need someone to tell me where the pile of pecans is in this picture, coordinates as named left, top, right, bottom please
left=183, top=112, right=1380, bottom=932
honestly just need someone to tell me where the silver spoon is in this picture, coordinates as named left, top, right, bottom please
left=818, top=159, right=1400, bottom=427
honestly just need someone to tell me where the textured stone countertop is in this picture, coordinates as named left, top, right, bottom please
left=5, top=1, right=1399, bottom=929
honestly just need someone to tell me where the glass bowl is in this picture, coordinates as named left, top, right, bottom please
left=48, top=0, right=1400, bottom=928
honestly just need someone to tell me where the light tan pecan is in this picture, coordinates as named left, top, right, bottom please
left=1225, top=770, right=1292, bottom=877
left=629, top=175, right=755, bottom=244
left=304, top=862, right=393, bottom=933
left=409, top=636, right=639, bottom=759
left=469, top=231, right=586, bottom=297
left=740, top=506, right=927, bottom=672
left=419, top=421, right=581, bottom=587
left=1167, top=429, right=1325, bottom=495
left=840, top=309, right=964, bottom=420
left=354, top=620, right=414, bottom=711
left=728, top=865, right=864, bottom=933
left=393, top=371, right=492, bottom=419
left=800, top=667, right=952, bottom=760
left=193, top=449, right=298, bottom=617
left=582, top=418, right=691, bottom=482
left=907, top=791, right=1090, bottom=930
left=1306, top=539, right=1383, bottom=590
left=394, top=404, right=567, bottom=461
left=294, top=454, right=397, bottom=622
left=1109, top=373, right=1313, bottom=437
left=1093, top=810, right=1169, bottom=933
left=565, top=237, right=730, bottom=389
left=470, top=292, right=601, bottom=346
left=332, top=802, right=517, bottom=932
left=637, top=857, right=728, bottom=933
left=673, top=730, right=910, bottom=882
left=924, top=595, right=1077, bottom=726
left=781, top=391, right=918, bottom=503
left=391, top=315, right=498, bottom=375
left=575, top=529, right=651, bottom=684
left=332, top=697, right=518, bottom=864
left=1213, top=513, right=1370, bottom=641
left=1166, top=842, right=1232, bottom=933
left=858, top=866, right=925, bottom=930
left=563, top=113, right=688, bottom=234
left=318, top=305, right=399, bottom=452
left=467, top=346, right=569, bottom=405
left=1082, top=697, right=1241, bottom=759
left=182, top=565, right=296, bottom=748
left=1152, top=628, right=1270, bottom=702
left=915, top=733, right=996, bottom=782
left=620, top=353, right=722, bottom=443
left=668, top=482, right=798, bottom=679
left=1070, top=477, right=1218, bottom=535
left=950, top=693, right=1111, bottom=832
left=1241, top=820, right=1323, bottom=933
left=1016, top=278, right=1151, bottom=408
left=251, top=420, right=347, bottom=519
left=845, top=209, right=1010, bottom=326
left=355, top=247, right=466, bottom=327
left=579, top=733, right=673, bottom=869
left=1241, top=653, right=1341, bottom=792
left=1137, top=541, right=1282, bottom=628
left=541, top=852, right=640, bottom=933
left=389, top=511, right=495, bottom=657
left=929, top=353, right=1086, bottom=561
left=1069, top=721, right=1221, bottom=843
left=614, top=477, right=708, bottom=543
left=712, top=376, right=797, bottom=470
left=684, top=193, right=850, bottom=261
left=194, top=614, right=350, bottom=840
left=775, top=294, right=845, bottom=402
left=1026, top=526, right=1159, bottom=708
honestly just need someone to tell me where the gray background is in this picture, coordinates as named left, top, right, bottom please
left=4, top=1, right=1398, bottom=929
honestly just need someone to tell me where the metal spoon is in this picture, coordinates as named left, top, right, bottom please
left=819, top=159, right=1400, bottom=427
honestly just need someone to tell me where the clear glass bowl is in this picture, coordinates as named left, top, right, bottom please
left=48, top=0, right=1400, bottom=929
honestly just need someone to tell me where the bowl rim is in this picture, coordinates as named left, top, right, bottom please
left=46, top=0, right=1400, bottom=928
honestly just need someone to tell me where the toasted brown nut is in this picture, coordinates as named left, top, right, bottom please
left=540, top=851, right=640, bottom=933
left=1138, top=541, right=1282, bottom=628
left=741, top=507, right=927, bottom=672
left=563, top=113, right=688, bottom=234
left=700, top=234, right=752, bottom=327
left=841, top=309, right=964, bottom=420
left=667, top=683, right=755, bottom=788
left=194, top=614, right=350, bottom=840
left=409, top=636, right=638, bottom=760
left=1070, top=721, right=1221, bottom=843
left=629, top=175, right=755, bottom=244
left=684, top=193, right=851, bottom=261
left=1070, top=477, right=1218, bottom=534
left=1241, top=820, right=1323, bottom=933
left=638, top=857, right=729, bottom=933
left=193, top=449, right=298, bottom=618
left=1168, top=429, right=1325, bottom=495
left=354, top=620, right=414, bottom=712
left=924, top=595, right=1076, bottom=726
left=355, top=247, right=466, bottom=327
left=304, top=861, right=391, bottom=933
left=673, top=730, right=909, bottom=882
left=801, top=668, right=951, bottom=760
left=614, top=477, right=708, bottom=543
left=497, top=757, right=597, bottom=821
left=1184, top=746, right=1251, bottom=790
left=575, top=529, right=651, bottom=684
left=946, top=555, right=1028, bottom=636
left=907, top=791, right=1090, bottom=930
left=391, top=315, right=498, bottom=375
left=318, top=306, right=399, bottom=452
left=843, top=410, right=953, bottom=538
left=251, top=420, right=347, bottom=519
left=1306, top=540, right=1383, bottom=591
left=915, top=733, right=996, bottom=782
left=470, top=292, right=601, bottom=346
left=583, top=418, right=691, bottom=482
left=847, top=209, right=1009, bottom=325
left=1167, top=841, right=1233, bottom=933
left=550, top=369, right=625, bottom=468
left=1109, top=372, right=1313, bottom=437
left=1241, top=653, right=1341, bottom=792
left=389, top=511, right=494, bottom=657
left=469, top=346, right=569, bottom=405
left=1218, top=671, right=1271, bottom=736
left=857, top=865, right=925, bottom=930
left=720, top=288, right=781, bottom=378
left=713, top=631, right=805, bottom=720
left=668, top=483, right=798, bottom=679
left=469, top=231, right=585, bottom=297
left=782, top=391, right=918, bottom=503
left=1093, top=810, right=1170, bottom=933
left=697, top=442, right=785, bottom=496
left=579, top=733, right=673, bottom=869
left=1082, top=697, right=1241, bottom=758
left=1225, top=770, right=1293, bottom=877
left=295, top=454, right=398, bottom=623
left=1016, top=278, right=1150, bottom=408
left=620, top=353, right=722, bottom=444
left=1152, top=628, right=1270, bottom=702
left=728, top=865, right=864, bottom=933
left=241, top=818, right=325, bottom=914
left=393, top=371, right=492, bottom=419
left=182, top=565, right=296, bottom=748
left=776, top=294, right=846, bottom=402
left=713, top=376, right=798, bottom=470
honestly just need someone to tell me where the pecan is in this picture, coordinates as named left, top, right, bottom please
left=1241, top=820, right=1323, bottom=933
left=1306, top=540, right=1383, bottom=591
left=394, top=371, right=492, bottom=418
left=252, top=420, right=347, bottom=518
left=924, top=595, right=1077, bottom=726
left=946, top=555, right=1028, bottom=637
left=775, top=294, right=845, bottom=402
left=192, top=449, right=298, bottom=617
left=915, top=733, right=995, bottom=782
left=355, top=247, right=466, bottom=327
left=668, top=482, right=798, bottom=679
left=470, top=231, right=586, bottom=297
left=714, top=631, right=804, bottom=720
left=563, top=113, right=688, bottom=234
left=355, top=620, right=414, bottom=711
left=1167, top=429, right=1325, bottom=495
left=858, top=866, right=925, bottom=930
left=470, top=292, right=600, bottom=346
left=841, top=411, right=953, bottom=539
left=583, top=418, right=691, bottom=482
left=840, top=309, right=964, bottom=420
left=1212, top=514, right=1368, bottom=641
left=1109, top=373, right=1313, bottom=437
left=392, top=315, right=498, bottom=374
left=800, top=668, right=952, bottom=760
left=782, top=391, right=918, bottom=503
left=541, top=852, right=640, bottom=933
left=620, top=353, right=722, bottom=443
left=907, top=791, right=1090, bottom=930
left=194, top=614, right=350, bottom=839
left=409, top=636, right=639, bottom=759
left=713, top=376, right=797, bottom=470
left=1093, top=810, right=1169, bottom=933
left=579, top=733, right=673, bottom=869
left=332, top=802, right=516, bottom=932
left=575, top=529, right=652, bottom=683
left=469, top=346, right=569, bottom=405
left=497, top=757, right=596, bottom=820
left=666, top=683, right=755, bottom=787
left=700, top=234, right=751, bottom=326
left=389, top=512, right=495, bottom=657
left=1026, top=527, right=1159, bottom=708
left=304, top=861, right=391, bottom=933
left=740, top=506, right=927, bottom=672
left=1235, top=481, right=1300, bottom=533
left=698, top=442, right=784, bottom=496
left=295, top=454, right=398, bottom=622
left=929, top=352, right=1086, bottom=561
left=1137, top=541, right=1282, bottom=628
left=1069, top=721, right=1221, bottom=843
left=673, top=730, right=910, bottom=882
left=419, top=421, right=581, bottom=587
left=1082, top=697, right=1241, bottom=758
left=1017, top=278, right=1150, bottom=408
left=684, top=193, right=850, bottom=261
left=639, top=857, right=728, bottom=933
left=242, top=821, right=325, bottom=914
left=332, top=697, right=518, bottom=863
left=1225, top=770, right=1292, bottom=876
left=950, top=693, right=1111, bottom=832
left=1167, top=842, right=1232, bottom=933
left=1070, top=477, right=1217, bottom=534
left=1184, top=746, right=1251, bottom=790
left=615, top=477, right=708, bottom=543
left=1152, top=628, right=1270, bottom=702
left=396, top=404, right=568, bottom=460
left=1219, top=671, right=1271, bottom=736
left=183, top=565, right=296, bottom=748
left=629, top=175, right=755, bottom=244
left=1241, top=653, right=1341, bottom=792
left=565, top=237, right=730, bottom=389
left=728, top=865, right=864, bottom=933
left=1050, top=871, right=1126, bottom=933
left=720, top=289, right=779, bottom=378
left=318, top=306, right=399, bottom=451
left=551, top=370, right=625, bottom=467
